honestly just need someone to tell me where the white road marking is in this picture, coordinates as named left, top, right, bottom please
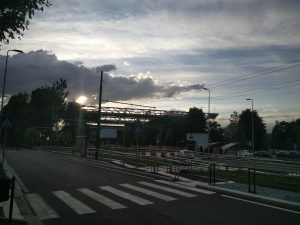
left=53, top=191, right=95, bottom=214
left=25, top=193, right=59, bottom=220
left=221, top=195, right=300, bottom=215
left=100, top=186, right=153, bottom=205
left=120, top=183, right=177, bottom=201
left=155, top=180, right=215, bottom=195
left=78, top=188, right=126, bottom=209
left=138, top=182, right=197, bottom=197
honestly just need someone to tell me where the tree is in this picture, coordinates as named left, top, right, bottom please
left=62, top=101, right=81, bottom=144
left=3, top=92, right=32, bottom=146
left=238, top=109, right=266, bottom=150
left=208, top=121, right=224, bottom=142
left=187, top=107, right=207, bottom=133
left=0, top=0, right=51, bottom=45
left=30, top=78, right=68, bottom=128
left=272, top=119, right=300, bottom=149
left=163, top=128, right=174, bottom=146
left=224, top=111, right=239, bottom=143
left=272, top=121, right=290, bottom=149
left=23, top=127, right=40, bottom=149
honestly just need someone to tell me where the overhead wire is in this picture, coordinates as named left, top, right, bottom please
left=207, top=59, right=300, bottom=89
left=212, top=79, right=300, bottom=100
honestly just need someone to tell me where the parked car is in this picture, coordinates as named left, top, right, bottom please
left=237, top=150, right=253, bottom=157
left=254, top=151, right=271, bottom=157
left=276, top=150, right=300, bottom=158
left=179, top=150, right=195, bottom=159
left=276, top=150, right=289, bottom=157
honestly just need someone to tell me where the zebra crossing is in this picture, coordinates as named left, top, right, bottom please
left=25, top=180, right=215, bottom=220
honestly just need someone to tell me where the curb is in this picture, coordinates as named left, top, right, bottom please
left=3, top=160, right=43, bottom=225
left=192, top=182, right=300, bottom=212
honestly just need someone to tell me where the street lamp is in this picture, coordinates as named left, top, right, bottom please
left=246, top=98, right=254, bottom=152
left=1, top=49, right=24, bottom=112
left=202, top=88, right=210, bottom=116
left=203, top=88, right=210, bottom=153
left=1, top=49, right=23, bottom=167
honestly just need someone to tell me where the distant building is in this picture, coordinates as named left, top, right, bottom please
left=186, top=133, right=208, bottom=151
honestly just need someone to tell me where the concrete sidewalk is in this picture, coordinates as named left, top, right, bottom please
left=216, top=182, right=300, bottom=203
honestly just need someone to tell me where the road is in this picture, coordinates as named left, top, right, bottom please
left=5, top=150, right=300, bottom=225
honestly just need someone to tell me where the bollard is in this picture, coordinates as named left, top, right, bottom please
left=9, top=177, right=15, bottom=223
left=213, top=164, right=216, bottom=186
left=248, top=168, right=256, bottom=193
left=95, top=151, right=98, bottom=160
left=253, top=169, right=256, bottom=193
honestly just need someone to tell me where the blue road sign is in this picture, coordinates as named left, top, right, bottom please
left=0, top=116, right=15, bottom=128
left=134, top=124, right=143, bottom=133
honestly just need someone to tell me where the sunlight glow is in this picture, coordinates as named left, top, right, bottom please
left=76, top=96, right=87, bottom=105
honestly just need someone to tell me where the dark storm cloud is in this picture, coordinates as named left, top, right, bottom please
left=0, top=50, right=205, bottom=103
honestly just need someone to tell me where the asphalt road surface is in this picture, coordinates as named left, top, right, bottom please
left=5, top=150, right=300, bottom=225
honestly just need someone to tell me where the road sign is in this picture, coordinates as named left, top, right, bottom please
left=100, top=128, right=117, bottom=139
left=134, top=124, right=142, bottom=133
left=0, top=116, right=15, bottom=128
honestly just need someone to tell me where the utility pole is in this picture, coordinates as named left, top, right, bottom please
left=246, top=98, right=254, bottom=152
left=96, top=71, right=103, bottom=149
left=203, top=88, right=210, bottom=153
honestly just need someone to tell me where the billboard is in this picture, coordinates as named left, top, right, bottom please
left=100, top=128, right=117, bottom=139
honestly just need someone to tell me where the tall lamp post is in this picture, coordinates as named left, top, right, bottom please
left=1, top=49, right=23, bottom=167
left=203, top=88, right=210, bottom=153
left=1, top=50, right=24, bottom=112
left=246, top=98, right=254, bottom=152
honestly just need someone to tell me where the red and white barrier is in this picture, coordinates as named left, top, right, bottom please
left=141, top=151, right=178, bottom=158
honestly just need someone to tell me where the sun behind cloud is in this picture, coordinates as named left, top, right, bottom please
left=76, top=95, right=87, bottom=105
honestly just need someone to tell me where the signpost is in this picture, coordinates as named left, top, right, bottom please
left=134, top=123, right=142, bottom=149
left=0, top=116, right=15, bottom=128
left=0, top=116, right=15, bottom=167
left=133, top=123, right=142, bottom=165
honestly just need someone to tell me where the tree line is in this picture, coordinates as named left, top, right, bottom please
left=2, top=79, right=298, bottom=150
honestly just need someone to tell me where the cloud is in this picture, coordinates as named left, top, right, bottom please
left=123, top=61, right=130, bottom=67
left=0, top=50, right=206, bottom=104
left=95, top=64, right=116, bottom=72
left=3, top=0, right=299, bottom=64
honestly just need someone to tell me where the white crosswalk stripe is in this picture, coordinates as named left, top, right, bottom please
left=78, top=188, right=126, bottom=209
left=120, top=183, right=177, bottom=201
left=154, top=180, right=215, bottom=195
left=53, top=191, right=95, bottom=214
left=25, top=193, right=59, bottom=220
left=100, top=186, right=153, bottom=205
left=138, top=181, right=197, bottom=197
left=0, top=200, right=24, bottom=220
left=23, top=180, right=213, bottom=218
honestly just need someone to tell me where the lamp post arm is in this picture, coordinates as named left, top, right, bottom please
left=1, top=51, right=10, bottom=113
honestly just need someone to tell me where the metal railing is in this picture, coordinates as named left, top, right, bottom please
left=42, top=145, right=300, bottom=193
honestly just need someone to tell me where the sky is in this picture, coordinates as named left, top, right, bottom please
left=1, top=0, right=300, bottom=132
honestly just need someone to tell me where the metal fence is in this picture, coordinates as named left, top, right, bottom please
left=42, top=145, right=300, bottom=193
